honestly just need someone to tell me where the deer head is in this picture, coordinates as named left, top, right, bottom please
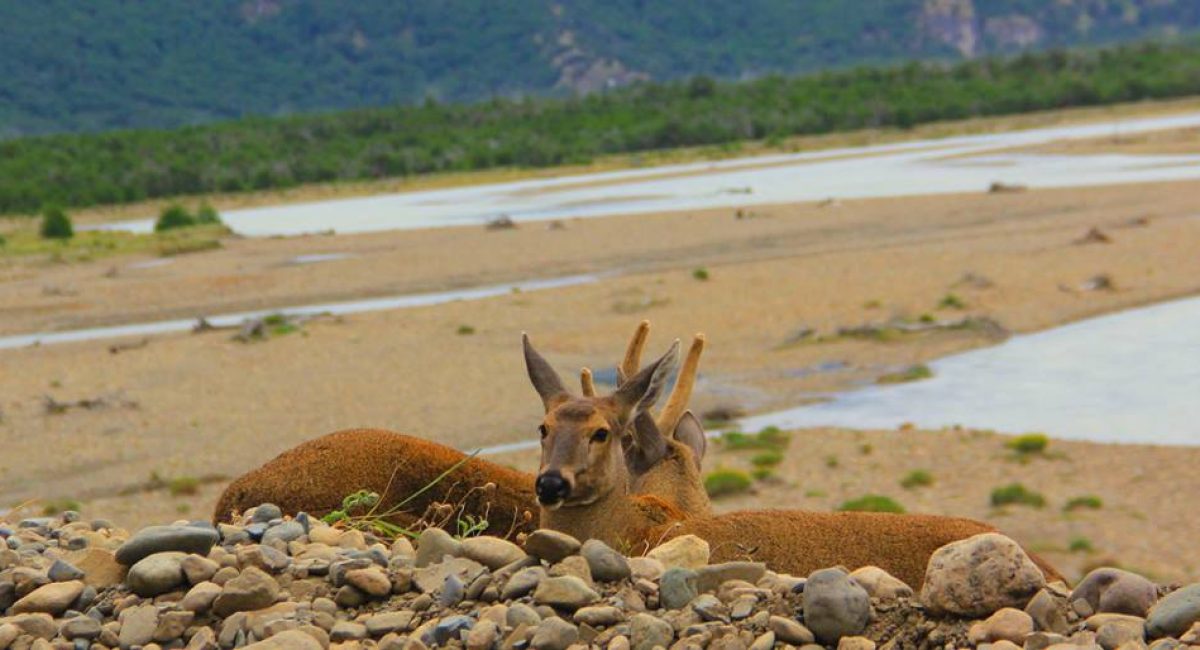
left=523, top=333, right=679, bottom=509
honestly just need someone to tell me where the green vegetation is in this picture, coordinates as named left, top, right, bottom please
left=750, top=468, right=775, bottom=481
left=838, top=494, right=906, bottom=514
left=900, top=469, right=934, bottom=489
left=167, top=476, right=200, bottom=497
left=990, top=483, right=1047, bottom=508
left=39, top=205, right=73, bottom=240
left=938, top=293, right=967, bottom=310
left=719, top=426, right=790, bottom=451
left=877, top=364, right=933, bottom=384
left=0, top=221, right=226, bottom=263
left=1069, top=536, right=1096, bottom=553
left=692, top=267, right=710, bottom=281
left=155, top=203, right=224, bottom=232
left=825, top=455, right=839, bottom=469
left=704, top=469, right=754, bottom=498
left=4, top=39, right=1200, bottom=214
left=1064, top=495, right=1104, bottom=512
left=456, top=325, right=477, bottom=336
left=750, top=450, right=784, bottom=468
left=1006, top=433, right=1050, bottom=455
left=41, top=498, right=82, bottom=516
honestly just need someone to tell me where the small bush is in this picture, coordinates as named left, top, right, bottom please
left=838, top=494, right=905, bottom=513
left=750, top=467, right=774, bottom=481
left=167, top=476, right=200, bottom=496
left=41, top=498, right=82, bottom=515
left=863, top=299, right=881, bottom=309
left=0, top=233, right=7, bottom=247
left=860, top=443, right=873, bottom=455
left=1006, top=433, right=1049, bottom=455
left=804, top=489, right=827, bottom=498
left=1064, top=495, right=1103, bottom=512
left=40, top=205, right=74, bottom=240
left=1069, top=536, right=1095, bottom=553
left=692, top=267, right=710, bottom=281
left=990, top=483, right=1046, bottom=508
left=824, top=455, right=839, bottom=468
left=155, top=203, right=196, bottom=231
left=877, top=364, right=933, bottom=384
left=195, top=202, right=222, bottom=225
left=704, top=469, right=753, bottom=497
left=939, top=293, right=967, bottom=310
left=900, top=469, right=934, bottom=489
left=750, top=450, right=783, bottom=468
left=457, top=325, right=476, bottom=335
left=720, top=427, right=790, bottom=451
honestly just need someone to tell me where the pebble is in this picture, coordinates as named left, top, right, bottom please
left=920, top=533, right=1046, bottom=617
left=968, top=608, right=1035, bottom=645
left=117, top=604, right=159, bottom=649
left=415, top=528, right=462, bottom=567
left=533, top=576, right=600, bottom=610
left=695, top=561, right=766, bottom=593
left=770, top=615, right=816, bottom=645
left=659, top=567, right=699, bottom=610
left=115, top=525, right=219, bottom=565
left=243, top=629, right=323, bottom=649
left=1026, top=588, right=1071, bottom=635
left=462, top=536, right=526, bottom=569
left=630, top=612, right=674, bottom=650
left=10, top=580, right=85, bottom=615
left=574, top=605, right=625, bottom=627
left=646, top=534, right=710, bottom=569
left=47, top=559, right=85, bottom=582
left=524, top=529, right=582, bottom=563
left=345, top=566, right=392, bottom=598
left=212, top=566, right=281, bottom=616
left=848, top=566, right=913, bottom=600
left=1147, top=583, right=1200, bottom=639
left=581, top=539, right=631, bottom=582
left=126, top=551, right=187, bottom=596
left=1073, top=568, right=1160, bottom=617
left=803, top=567, right=871, bottom=644
left=262, top=521, right=306, bottom=545
left=503, top=566, right=549, bottom=599
left=531, top=616, right=578, bottom=650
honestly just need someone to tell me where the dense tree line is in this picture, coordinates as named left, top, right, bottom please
left=2, top=40, right=1199, bottom=214
left=2, top=1, right=1198, bottom=137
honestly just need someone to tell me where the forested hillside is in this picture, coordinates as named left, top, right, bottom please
left=2, top=0, right=1199, bottom=136
left=3, top=40, right=1199, bottom=214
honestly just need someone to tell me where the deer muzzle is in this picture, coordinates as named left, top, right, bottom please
left=535, top=470, right=571, bottom=506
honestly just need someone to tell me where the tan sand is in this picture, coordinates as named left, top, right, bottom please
left=1, top=177, right=1199, bottom=584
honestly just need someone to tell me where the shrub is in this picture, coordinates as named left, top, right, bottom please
left=41, top=498, right=82, bottom=515
left=720, top=427, right=790, bottom=451
left=704, top=469, right=753, bottom=497
left=155, top=203, right=196, bottom=231
left=40, top=205, right=74, bottom=240
left=195, top=202, right=222, bottom=225
left=939, top=293, right=967, bottom=310
left=877, top=364, right=933, bottom=384
left=457, top=325, right=476, bottom=335
left=168, top=476, right=200, bottom=496
left=692, top=267, right=710, bottom=281
left=750, top=450, right=783, bottom=468
left=750, top=467, right=774, bottom=481
left=0, top=233, right=6, bottom=247
left=1006, top=433, right=1049, bottom=455
left=824, top=455, right=839, bottom=468
left=1064, top=495, right=1103, bottom=512
left=990, top=483, right=1046, bottom=508
left=900, top=469, right=934, bottom=489
left=838, top=494, right=905, bottom=514
left=1069, top=536, right=1095, bottom=553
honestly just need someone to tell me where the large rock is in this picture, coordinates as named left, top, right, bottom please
left=115, top=525, right=219, bottom=565
left=1147, top=584, right=1200, bottom=639
left=803, top=567, right=871, bottom=644
left=462, top=537, right=526, bottom=570
left=581, top=540, right=631, bottom=583
left=212, top=566, right=281, bottom=616
left=415, top=528, right=462, bottom=568
left=9, top=580, right=84, bottom=615
left=1072, top=568, right=1159, bottom=617
left=126, top=552, right=187, bottom=597
left=524, top=530, right=581, bottom=564
left=921, top=533, right=1046, bottom=617
left=532, top=576, right=600, bottom=610
left=647, top=535, right=709, bottom=569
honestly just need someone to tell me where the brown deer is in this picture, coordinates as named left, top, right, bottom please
left=523, top=334, right=1064, bottom=587
left=212, top=323, right=711, bottom=534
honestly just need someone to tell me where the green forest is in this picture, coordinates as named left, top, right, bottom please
left=2, top=39, right=1199, bottom=215
left=2, top=0, right=1198, bottom=137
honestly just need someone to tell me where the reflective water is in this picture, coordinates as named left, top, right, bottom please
left=93, top=112, right=1200, bottom=237
left=0, top=274, right=599, bottom=351
left=740, top=295, right=1200, bottom=445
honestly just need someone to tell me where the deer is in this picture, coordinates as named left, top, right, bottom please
left=212, top=322, right=712, bottom=536
left=523, top=333, right=1065, bottom=588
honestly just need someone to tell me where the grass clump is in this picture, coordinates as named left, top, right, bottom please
left=156, top=202, right=225, bottom=232
left=704, top=469, right=753, bottom=498
left=1006, top=432, right=1049, bottom=456
left=41, top=498, right=82, bottom=515
left=900, top=469, right=934, bottom=489
left=719, top=426, right=790, bottom=451
left=750, top=450, right=783, bottom=468
left=456, top=325, right=476, bottom=335
left=877, top=364, right=933, bottom=384
left=40, top=205, right=74, bottom=240
left=750, top=467, right=774, bottom=481
left=167, top=476, right=200, bottom=496
left=824, top=455, right=839, bottom=468
left=938, top=293, right=967, bottom=310
left=838, top=494, right=906, bottom=514
left=1069, top=536, right=1095, bottom=553
left=692, top=267, right=710, bottom=281
left=990, top=482, right=1046, bottom=508
left=1064, top=495, right=1103, bottom=512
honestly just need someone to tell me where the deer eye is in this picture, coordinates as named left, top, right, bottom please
left=538, top=425, right=548, bottom=439
left=591, top=428, right=610, bottom=443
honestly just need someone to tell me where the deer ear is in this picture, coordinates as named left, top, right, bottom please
left=626, top=410, right=669, bottom=476
left=673, top=411, right=708, bottom=471
left=523, top=333, right=569, bottom=410
left=613, top=339, right=679, bottom=418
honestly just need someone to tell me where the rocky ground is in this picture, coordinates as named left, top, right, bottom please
left=2, top=504, right=1199, bottom=650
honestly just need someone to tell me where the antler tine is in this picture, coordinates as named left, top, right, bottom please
left=617, top=320, right=651, bottom=385
left=656, top=333, right=705, bottom=435
left=580, top=367, right=597, bottom=397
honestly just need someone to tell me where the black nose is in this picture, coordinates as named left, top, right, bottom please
left=536, top=471, right=571, bottom=504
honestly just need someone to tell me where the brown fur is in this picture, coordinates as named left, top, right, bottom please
left=212, top=428, right=537, bottom=537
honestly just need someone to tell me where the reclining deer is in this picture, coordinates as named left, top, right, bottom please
left=523, top=333, right=1064, bottom=587
left=213, top=321, right=711, bottom=535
